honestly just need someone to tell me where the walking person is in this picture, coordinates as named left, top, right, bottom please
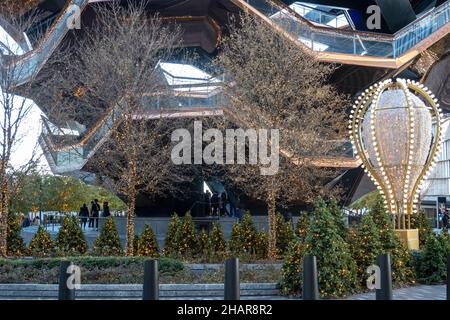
left=88, top=201, right=94, bottom=228
left=204, top=190, right=212, bottom=216
left=443, top=209, right=450, bottom=231
left=91, top=199, right=100, bottom=230
left=79, top=203, right=89, bottom=230
left=103, top=201, right=110, bottom=218
left=220, top=192, right=228, bottom=216
left=211, top=193, right=219, bottom=217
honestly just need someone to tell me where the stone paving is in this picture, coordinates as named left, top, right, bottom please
left=348, top=285, right=446, bottom=300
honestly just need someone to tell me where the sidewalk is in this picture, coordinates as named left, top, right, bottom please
left=348, top=285, right=446, bottom=300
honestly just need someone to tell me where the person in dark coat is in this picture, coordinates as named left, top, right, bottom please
left=211, top=193, right=219, bottom=217
left=443, top=209, right=450, bottom=230
left=204, top=191, right=212, bottom=216
left=91, top=199, right=100, bottom=230
left=220, top=192, right=228, bottom=216
left=103, top=202, right=111, bottom=218
left=79, top=204, right=89, bottom=230
left=88, top=201, right=95, bottom=228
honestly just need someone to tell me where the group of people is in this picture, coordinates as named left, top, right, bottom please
left=78, top=199, right=110, bottom=230
left=203, top=190, right=238, bottom=217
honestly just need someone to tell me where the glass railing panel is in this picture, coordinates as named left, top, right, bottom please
left=243, top=0, right=450, bottom=59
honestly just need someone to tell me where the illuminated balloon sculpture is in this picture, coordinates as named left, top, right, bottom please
left=349, top=79, right=442, bottom=249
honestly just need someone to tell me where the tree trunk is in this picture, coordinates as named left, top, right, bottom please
left=267, top=188, right=277, bottom=260
left=0, top=173, right=10, bottom=257
left=126, top=186, right=136, bottom=256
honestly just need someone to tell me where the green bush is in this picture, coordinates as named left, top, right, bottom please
left=279, top=239, right=304, bottom=296
left=6, top=213, right=26, bottom=256
left=280, top=198, right=357, bottom=298
left=295, top=212, right=308, bottom=242
left=197, top=229, right=211, bottom=259
left=329, top=197, right=347, bottom=239
left=28, top=226, right=53, bottom=257
left=255, top=231, right=268, bottom=260
left=178, top=212, right=198, bottom=258
left=91, top=216, right=123, bottom=256
left=163, top=213, right=181, bottom=257
left=137, top=224, right=160, bottom=257
left=350, top=213, right=382, bottom=287
left=411, top=210, right=434, bottom=248
left=275, top=213, right=293, bottom=258
left=210, top=222, right=226, bottom=258
left=369, top=195, right=415, bottom=285
left=55, top=216, right=87, bottom=256
left=417, top=233, right=449, bottom=284
left=228, top=222, right=242, bottom=256
left=240, top=212, right=258, bottom=255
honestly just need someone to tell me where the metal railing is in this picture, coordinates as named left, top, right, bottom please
left=242, top=0, right=450, bottom=58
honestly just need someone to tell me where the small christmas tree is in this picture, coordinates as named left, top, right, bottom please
left=163, top=213, right=181, bottom=257
left=329, top=197, right=347, bottom=239
left=411, top=209, right=433, bottom=248
left=28, top=226, right=53, bottom=257
left=133, top=234, right=140, bottom=256
left=303, top=198, right=357, bottom=297
left=228, top=222, right=242, bottom=256
left=295, top=212, right=309, bottom=242
left=255, top=231, right=268, bottom=260
left=55, top=216, right=87, bottom=256
left=197, top=229, right=211, bottom=259
left=6, top=212, right=26, bottom=256
left=418, top=233, right=449, bottom=284
left=240, top=212, right=258, bottom=254
left=137, top=224, right=159, bottom=257
left=210, top=222, right=226, bottom=256
left=351, top=213, right=382, bottom=287
left=369, top=194, right=415, bottom=285
left=275, top=213, right=293, bottom=258
left=91, top=216, right=123, bottom=256
left=178, top=212, right=198, bottom=258
left=279, top=239, right=304, bottom=296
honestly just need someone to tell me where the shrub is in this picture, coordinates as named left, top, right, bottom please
left=137, top=224, right=159, bottom=257
left=275, top=213, right=293, bottom=258
left=411, top=209, right=434, bottom=248
left=163, top=213, right=181, bottom=257
left=279, top=239, right=304, bottom=296
left=210, top=222, right=226, bottom=257
left=55, top=216, right=87, bottom=256
left=293, top=198, right=357, bottom=298
left=351, top=213, right=382, bottom=287
left=417, top=233, right=449, bottom=284
left=240, top=212, right=258, bottom=254
left=255, top=231, right=268, bottom=260
left=329, top=197, right=347, bottom=239
left=132, top=234, right=140, bottom=256
left=295, top=212, right=308, bottom=242
left=28, top=226, right=53, bottom=257
left=91, top=216, right=123, bottom=256
left=6, top=213, right=26, bottom=256
left=178, top=212, right=198, bottom=258
left=369, top=194, right=415, bottom=285
left=197, top=229, right=211, bottom=259
left=228, top=222, right=242, bottom=256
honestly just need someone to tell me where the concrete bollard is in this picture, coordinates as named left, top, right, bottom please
left=143, top=259, right=159, bottom=300
left=224, top=257, right=240, bottom=300
left=58, top=261, right=75, bottom=300
left=376, top=253, right=393, bottom=300
left=302, top=255, right=319, bottom=300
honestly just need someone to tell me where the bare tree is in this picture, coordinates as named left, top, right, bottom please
left=36, top=1, right=196, bottom=255
left=214, top=14, right=348, bottom=259
left=0, top=5, right=43, bottom=256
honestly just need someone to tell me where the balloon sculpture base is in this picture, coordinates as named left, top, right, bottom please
left=395, top=229, right=419, bottom=250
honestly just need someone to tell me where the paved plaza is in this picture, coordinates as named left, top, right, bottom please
left=348, top=285, right=446, bottom=300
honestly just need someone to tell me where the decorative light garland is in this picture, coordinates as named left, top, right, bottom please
left=349, top=78, right=442, bottom=229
